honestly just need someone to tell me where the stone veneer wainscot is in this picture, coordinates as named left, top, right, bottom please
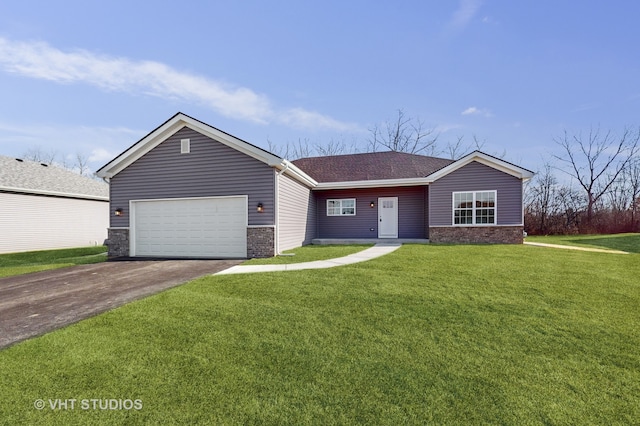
left=429, top=226, right=523, bottom=244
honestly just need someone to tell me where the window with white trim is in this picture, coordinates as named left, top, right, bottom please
left=327, top=199, right=356, bottom=216
left=181, top=138, right=191, bottom=154
left=453, top=191, right=496, bottom=225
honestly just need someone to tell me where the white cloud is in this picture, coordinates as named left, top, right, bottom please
left=450, top=0, right=483, bottom=29
left=461, top=106, right=493, bottom=117
left=278, top=108, right=361, bottom=132
left=0, top=37, right=355, bottom=132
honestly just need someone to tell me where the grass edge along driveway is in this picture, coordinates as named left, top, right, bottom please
left=1, top=240, right=638, bottom=424
left=0, top=246, right=107, bottom=278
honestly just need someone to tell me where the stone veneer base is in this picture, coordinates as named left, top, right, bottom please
left=246, top=226, right=275, bottom=258
left=106, top=226, right=276, bottom=259
left=429, top=226, right=523, bottom=244
left=106, top=228, right=130, bottom=258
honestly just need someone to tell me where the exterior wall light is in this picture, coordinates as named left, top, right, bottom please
left=370, top=201, right=375, bottom=208
left=114, top=208, right=123, bottom=216
left=257, top=203, right=264, bottom=213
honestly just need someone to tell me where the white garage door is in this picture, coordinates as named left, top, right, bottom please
left=131, top=196, right=247, bottom=258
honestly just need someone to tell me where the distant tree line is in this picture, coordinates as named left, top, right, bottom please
left=271, top=109, right=640, bottom=235
left=268, top=109, right=493, bottom=161
left=525, top=127, right=640, bottom=235
left=21, top=147, right=94, bottom=177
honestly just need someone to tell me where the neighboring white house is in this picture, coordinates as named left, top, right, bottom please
left=0, top=155, right=109, bottom=254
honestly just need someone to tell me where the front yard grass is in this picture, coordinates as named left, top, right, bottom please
left=1, top=242, right=638, bottom=424
left=244, top=244, right=373, bottom=265
left=0, top=246, right=108, bottom=278
left=526, top=232, right=640, bottom=253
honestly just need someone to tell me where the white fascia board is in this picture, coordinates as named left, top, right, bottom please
left=276, top=160, right=318, bottom=188
left=0, top=186, right=109, bottom=201
left=315, top=177, right=432, bottom=190
left=97, top=113, right=284, bottom=178
left=426, top=151, right=534, bottom=182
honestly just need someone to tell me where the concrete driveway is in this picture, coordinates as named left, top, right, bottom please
left=0, top=259, right=241, bottom=350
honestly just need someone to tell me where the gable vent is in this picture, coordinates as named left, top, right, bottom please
left=181, top=138, right=190, bottom=154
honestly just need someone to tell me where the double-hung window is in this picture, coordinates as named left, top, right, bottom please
left=327, top=199, right=356, bottom=216
left=453, top=191, right=496, bottom=225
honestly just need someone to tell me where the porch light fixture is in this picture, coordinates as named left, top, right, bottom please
left=114, top=208, right=123, bottom=216
left=257, top=203, right=264, bottom=213
left=370, top=201, right=375, bottom=208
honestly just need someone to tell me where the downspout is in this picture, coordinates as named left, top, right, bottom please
left=274, top=162, right=290, bottom=255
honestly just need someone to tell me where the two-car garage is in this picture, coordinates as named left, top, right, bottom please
left=130, top=196, right=247, bottom=258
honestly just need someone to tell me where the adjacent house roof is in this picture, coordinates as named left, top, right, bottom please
left=0, top=155, right=109, bottom=201
left=292, top=151, right=454, bottom=183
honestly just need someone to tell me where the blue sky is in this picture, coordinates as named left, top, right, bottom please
left=0, top=1, right=638, bottom=174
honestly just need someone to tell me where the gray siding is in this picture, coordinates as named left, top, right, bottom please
left=110, top=127, right=275, bottom=228
left=315, top=187, right=427, bottom=239
left=429, top=161, right=523, bottom=226
left=277, top=173, right=315, bottom=251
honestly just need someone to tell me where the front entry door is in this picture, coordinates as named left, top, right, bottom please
left=378, top=197, right=398, bottom=238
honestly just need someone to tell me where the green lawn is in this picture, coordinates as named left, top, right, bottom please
left=245, top=244, right=373, bottom=265
left=526, top=232, right=640, bottom=253
left=1, top=242, right=638, bottom=424
left=0, top=246, right=108, bottom=278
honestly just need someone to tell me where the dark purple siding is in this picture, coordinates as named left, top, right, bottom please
left=429, top=161, right=523, bottom=226
left=314, top=186, right=428, bottom=239
left=110, top=127, right=275, bottom=228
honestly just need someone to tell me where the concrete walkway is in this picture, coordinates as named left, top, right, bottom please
left=215, top=243, right=402, bottom=275
left=524, top=241, right=629, bottom=254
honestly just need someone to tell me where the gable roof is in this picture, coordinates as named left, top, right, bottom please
left=292, top=151, right=454, bottom=183
left=96, top=112, right=533, bottom=192
left=426, top=150, right=534, bottom=182
left=96, top=112, right=316, bottom=187
left=292, top=150, right=533, bottom=190
left=0, top=155, right=109, bottom=201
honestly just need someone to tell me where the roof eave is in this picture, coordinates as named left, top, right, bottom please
left=0, top=186, right=109, bottom=201
left=277, top=160, right=318, bottom=188
left=315, top=177, right=432, bottom=190
left=425, top=151, right=535, bottom=182
left=96, top=113, right=284, bottom=179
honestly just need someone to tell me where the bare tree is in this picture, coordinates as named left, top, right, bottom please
left=74, top=152, right=91, bottom=176
left=314, top=138, right=347, bottom=157
left=624, top=157, right=640, bottom=230
left=525, top=162, right=558, bottom=234
left=266, top=138, right=313, bottom=160
left=367, top=109, right=439, bottom=155
left=22, top=147, right=58, bottom=165
left=444, top=136, right=469, bottom=160
left=553, top=127, right=640, bottom=226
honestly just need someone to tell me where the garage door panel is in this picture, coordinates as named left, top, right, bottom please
left=132, top=197, right=247, bottom=258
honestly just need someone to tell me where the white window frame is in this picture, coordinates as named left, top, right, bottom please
left=181, top=138, right=191, bottom=154
left=327, top=198, right=356, bottom=216
left=452, top=190, right=497, bottom=226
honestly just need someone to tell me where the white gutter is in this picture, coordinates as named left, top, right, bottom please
left=273, top=162, right=290, bottom=255
left=0, top=186, right=109, bottom=201
left=315, top=177, right=433, bottom=190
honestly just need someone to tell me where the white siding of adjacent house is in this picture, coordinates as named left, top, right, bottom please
left=277, top=173, right=315, bottom=252
left=0, top=192, right=108, bottom=254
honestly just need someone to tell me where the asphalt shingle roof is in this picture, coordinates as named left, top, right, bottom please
left=292, top=151, right=455, bottom=183
left=0, top=155, right=108, bottom=199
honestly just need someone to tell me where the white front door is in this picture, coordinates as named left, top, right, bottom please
left=378, top=197, right=398, bottom=238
